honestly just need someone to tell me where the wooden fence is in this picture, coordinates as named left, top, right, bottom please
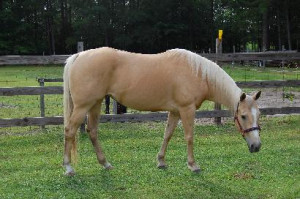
left=1, top=80, right=300, bottom=128
left=1, top=51, right=300, bottom=65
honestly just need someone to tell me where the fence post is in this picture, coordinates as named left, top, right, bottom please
left=77, top=42, right=84, bottom=52
left=232, top=45, right=235, bottom=66
left=113, top=100, right=118, bottom=114
left=113, top=101, right=127, bottom=114
left=105, top=95, right=110, bottom=114
left=113, top=100, right=127, bottom=114
left=214, top=36, right=222, bottom=125
left=39, top=78, right=45, bottom=129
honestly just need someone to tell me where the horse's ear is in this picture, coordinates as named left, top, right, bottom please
left=253, top=91, right=261, bottom=100
left=240, top=93, right=246, bottom=102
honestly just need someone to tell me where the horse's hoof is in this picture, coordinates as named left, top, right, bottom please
left=64, top=171, right=75, bottom=176
left=187, top=163, right=201, bottom=173
left=157, top=164, right=168, bottom=169
left=192, top=168, right=201, bottom=173
left=104, top=162, right=113, bottom=170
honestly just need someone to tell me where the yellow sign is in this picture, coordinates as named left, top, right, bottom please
left=218, top=30, right=223, bottom=40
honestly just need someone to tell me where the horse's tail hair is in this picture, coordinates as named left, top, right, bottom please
left=63, top=53, right=79, bottom=162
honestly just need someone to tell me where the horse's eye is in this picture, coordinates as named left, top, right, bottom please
left=241, top=115, right=246, bottom=120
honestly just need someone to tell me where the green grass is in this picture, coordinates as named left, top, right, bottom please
left=0, top=65, right=63, bottom=87
left=223, top=65, right=299, bottom=81
left=0, top=115, right=299, bottom=198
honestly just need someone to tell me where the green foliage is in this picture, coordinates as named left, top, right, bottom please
left=282, top=92, right=295, bottom=102
left=1, top=0, right=299, bottom=54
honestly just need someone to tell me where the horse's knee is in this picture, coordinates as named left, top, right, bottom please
left=164, top=135, right=171, bottom=142
left=185, top=135, right=193, bottom=143
left=88, top=131, right=98, bottom=141
left=64, top=127, right=76, bottom=140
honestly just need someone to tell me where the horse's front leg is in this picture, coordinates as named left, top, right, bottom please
left=157, top=111, right=180, bottom=169
left=179, top=106, right=200, bottom=172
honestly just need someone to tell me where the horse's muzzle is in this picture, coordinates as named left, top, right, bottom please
left=249, top=143, right=261, bottom=153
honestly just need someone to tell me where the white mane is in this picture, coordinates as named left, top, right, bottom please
left=167, top=49, right=242, bottom=111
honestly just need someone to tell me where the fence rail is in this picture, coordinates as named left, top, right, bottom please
left=0, top=86, right=63, bottom=96
left=0, top=55, right=68, bottom=65
left=1, top=51, right=299, bottom=65
left=1, top=80, right=299, bottom=96
left=1, top=107, right=299, bottom=127
left=203, top=51, right=300, bottom=62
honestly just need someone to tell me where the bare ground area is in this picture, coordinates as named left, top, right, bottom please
left=259, top=88, right=300, bottom=108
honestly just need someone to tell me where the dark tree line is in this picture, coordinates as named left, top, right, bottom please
left=0, top=0, right=299, bottom=55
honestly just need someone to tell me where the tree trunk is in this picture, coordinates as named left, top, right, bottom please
left=34, top=3, right=38, bottom=49
left=276, top=4, right=282, bottom=50
left=285, top=0, right=292, bottom=50
left=210, top=0, right=215, bottom=52
left=46, top=0, right=55, bottom=55
left=262, top=7, right=269, bottom=51
left=60, top=0, right=67, bottom=53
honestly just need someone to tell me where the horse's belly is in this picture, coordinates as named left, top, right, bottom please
left=110, top=89, right=175, bottom=112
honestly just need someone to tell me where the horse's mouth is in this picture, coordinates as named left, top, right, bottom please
left=249, top=143, right=261, bottom=153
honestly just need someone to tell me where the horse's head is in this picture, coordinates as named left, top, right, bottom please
left=234, top=91, right=262, bottom=153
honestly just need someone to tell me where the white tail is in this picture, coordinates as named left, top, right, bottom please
left=63, top=53, right=79, bottom=163
left=63, top=54, right=78, bottom=127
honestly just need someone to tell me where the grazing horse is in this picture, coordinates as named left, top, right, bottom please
left=63, top=47, right=261, bottom=176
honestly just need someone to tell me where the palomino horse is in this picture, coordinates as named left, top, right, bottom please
left=63, top=47, right=261, bottom=175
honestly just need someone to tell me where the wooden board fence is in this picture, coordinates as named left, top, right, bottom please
left=0, top=80, right=299, bottom=127
left=1, top=52, right=300, bottom=66
left=0, top=86, right=63, bottom=96
left=203, top=51, right=300, bottom=62
left=0, top=55, right=68, bottom=65
left=1, top=80, right=299, bottom=96
left=1, top=107, right=299, bottom=127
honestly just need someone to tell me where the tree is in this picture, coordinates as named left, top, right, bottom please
left=0, top=0, right=299, bottom=55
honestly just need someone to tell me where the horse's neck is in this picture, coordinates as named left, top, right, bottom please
left=206, top=68, right=242, bottom=112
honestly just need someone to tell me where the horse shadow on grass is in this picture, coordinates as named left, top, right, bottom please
left=58, top=167, right=253, bottom=198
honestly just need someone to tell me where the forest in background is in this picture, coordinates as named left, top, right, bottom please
left=0, top=0, right=299, bottom=55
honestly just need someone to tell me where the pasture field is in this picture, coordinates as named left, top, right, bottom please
left=0, top=115, right=299, bottom=198
left=0, top=64, right=299, bottom=198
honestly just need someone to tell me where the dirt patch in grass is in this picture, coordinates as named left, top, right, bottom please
left=0, top=103, right=17, bottom=108
left=233, top=172, right=254, bottom=180
left=259, top=88, right=300, bottom=108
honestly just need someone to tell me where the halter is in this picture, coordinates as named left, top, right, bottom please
left=234, top=102, right=261, bottom=137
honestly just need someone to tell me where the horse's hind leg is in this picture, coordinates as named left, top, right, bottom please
left=64, top=106, right=88, bottom=176
left=157, top=111, right=180, bottom=169
left=87, top=101, right=112, bottom=169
